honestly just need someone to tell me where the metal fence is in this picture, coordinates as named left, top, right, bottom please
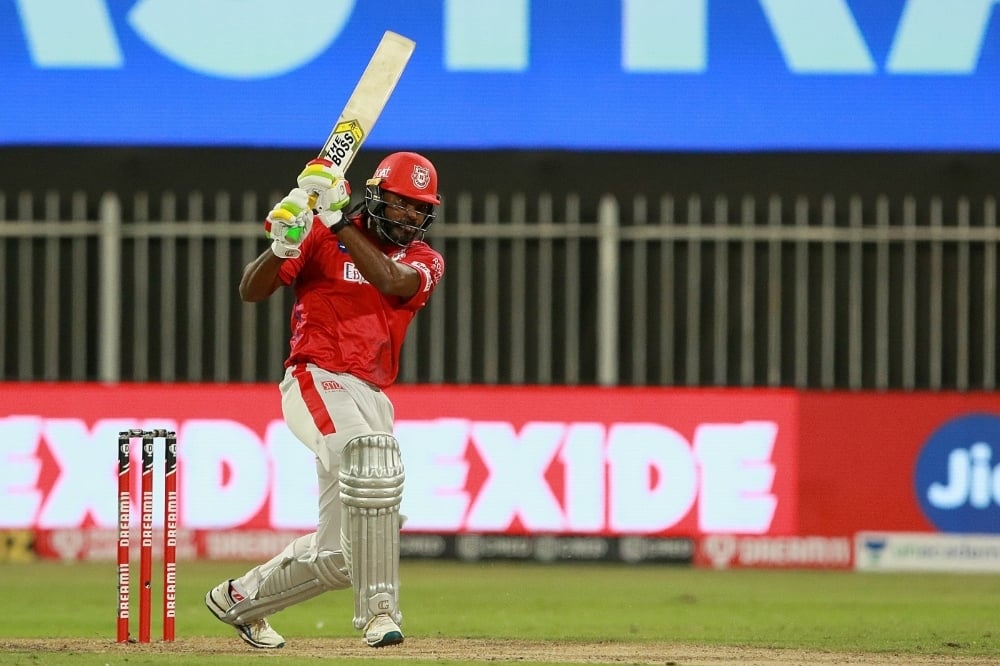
left=1, top=189, right=998, bottom=390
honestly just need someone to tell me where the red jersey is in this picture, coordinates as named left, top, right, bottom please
left=277, top=216, right=444, bottom=388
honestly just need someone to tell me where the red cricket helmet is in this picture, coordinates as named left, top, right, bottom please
left=365, top=152, right=441, bottom=247
left=369, top=151, right=440, bottom=205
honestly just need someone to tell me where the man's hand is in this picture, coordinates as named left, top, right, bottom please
left=264, top=188, right=312, bottom=258
left=297, top=158, right=351, bottom=230
left=297, top=158, right=346, bottom=195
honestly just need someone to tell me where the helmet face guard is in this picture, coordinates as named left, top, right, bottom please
left=365, top=184, right=436, bottom=247
left=364, top=152, right=440, bottom=248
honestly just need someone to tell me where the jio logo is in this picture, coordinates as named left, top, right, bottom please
left=914, top=413, right=1000, bottom=533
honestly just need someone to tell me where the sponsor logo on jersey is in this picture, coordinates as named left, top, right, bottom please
left=343, top=263, right=367, bottom=284
left=411, top=261, right=434, bottom=292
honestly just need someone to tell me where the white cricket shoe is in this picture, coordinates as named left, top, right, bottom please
left=363, top=614, right=404, bottom=648
left=205, top=580, right=286, bottom=649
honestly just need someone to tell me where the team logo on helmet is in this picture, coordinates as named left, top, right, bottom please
left=411, top=165, right=431, bottom=190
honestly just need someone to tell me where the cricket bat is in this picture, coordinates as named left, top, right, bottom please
left=285, top=30, right=414, bottom=241
left=318, top=30, right=416, bottom=173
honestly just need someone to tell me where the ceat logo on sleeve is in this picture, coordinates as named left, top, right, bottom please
left=914, top=413, right=1000, bottom=533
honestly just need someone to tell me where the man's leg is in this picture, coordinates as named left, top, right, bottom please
left=208, top=532, right=352, bottom=624
left=206, top=446, right=350, bottom=647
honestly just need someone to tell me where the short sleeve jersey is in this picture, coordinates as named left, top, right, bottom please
left=277, top=216, right=444, bottom=388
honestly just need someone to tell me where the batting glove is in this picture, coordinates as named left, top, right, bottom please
left=298, top=158, right=351, bottom=230
left=265, top=188, right=312, bottom=258
left=315, top=182, right=353, bottom=231
left=297, top=159, right=350, bottom=203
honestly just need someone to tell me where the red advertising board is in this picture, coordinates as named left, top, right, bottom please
left=798, top=391, right=1000, bottom=535
left=3, top=383, right=998, bottom=553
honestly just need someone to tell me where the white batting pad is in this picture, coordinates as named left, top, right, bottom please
left=339, top=433, right=405, bottom=629
left=226, top=534, right=351, bottom=624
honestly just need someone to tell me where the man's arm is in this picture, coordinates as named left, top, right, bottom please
left=239, top=249, right=285, bottom=302
left=302, top=159, right=419, bottom=298
left=335, top=225, right=420, bottom=299
left=240, top=186, right=320, bottom=302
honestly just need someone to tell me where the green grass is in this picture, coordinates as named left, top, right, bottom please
left=1, top=559, right=998, bottom=664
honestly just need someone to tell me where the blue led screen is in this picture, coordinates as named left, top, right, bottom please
left=2, top=0, right=998, bottom=150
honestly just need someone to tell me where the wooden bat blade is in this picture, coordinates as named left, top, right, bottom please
left=319, top=30, right=415, bottom=173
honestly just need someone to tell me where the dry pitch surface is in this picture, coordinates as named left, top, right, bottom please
left=2, top=638, right=996, bottom=665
